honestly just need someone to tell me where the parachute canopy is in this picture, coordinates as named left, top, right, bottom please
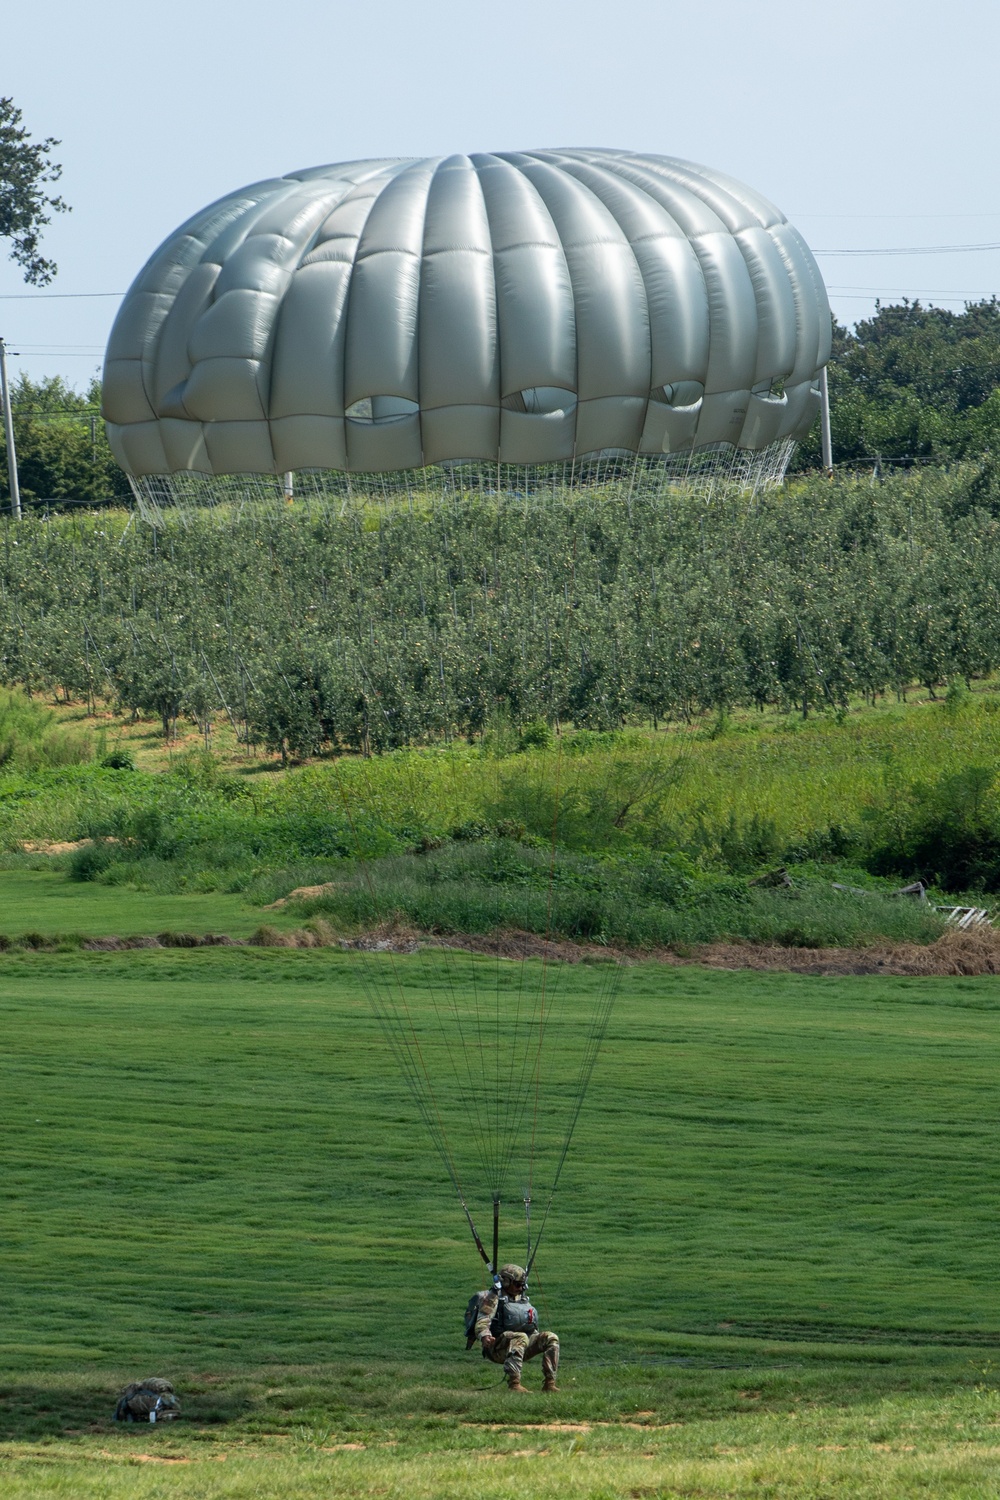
left=103, top=150, right=831, bottom=478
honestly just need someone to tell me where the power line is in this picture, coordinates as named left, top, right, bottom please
left=794, top=211, right=1000, bottom=221
left=0, top=291, right=125, bottom=300
left=826, top=285, right=996, bottom=295
left=825, top=286, right=998, bottom=305
left=816, top=243, right=1000, bottom=256
left=829, top=294, right=983, bottom=305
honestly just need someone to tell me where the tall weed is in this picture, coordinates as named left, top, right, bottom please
left=287, top=841, right=946, bottom=949
left=0, top=690, right=92, bottom=772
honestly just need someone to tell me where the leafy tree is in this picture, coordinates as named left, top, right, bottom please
left=0, top=97, right=69, bottom=284
left=794, top=300, right=1000, bottom=469
left=0, top=375, right=131, bottom=506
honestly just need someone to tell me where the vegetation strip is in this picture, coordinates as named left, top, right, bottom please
left=0, top=917, right=999, bottom=973
left=3, top=466, right=1000, bottom=756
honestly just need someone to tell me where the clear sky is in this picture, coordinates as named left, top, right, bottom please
left=2, top=0, right=998, bottom=390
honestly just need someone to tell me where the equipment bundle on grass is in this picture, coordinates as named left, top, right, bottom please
left=113, top=1377, right=179, bottom=1423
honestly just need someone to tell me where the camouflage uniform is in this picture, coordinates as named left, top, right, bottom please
left=471, top=1266, right=559, bottom=1388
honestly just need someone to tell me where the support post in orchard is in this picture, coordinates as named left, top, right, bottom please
left=820, top=365, right=833, bottom=479
left=0, top=337, right=22, bottom=519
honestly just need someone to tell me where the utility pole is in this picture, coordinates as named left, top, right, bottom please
left=819, top=364, right=833, bottom=479
left=0, top=337, right=21, bottom=519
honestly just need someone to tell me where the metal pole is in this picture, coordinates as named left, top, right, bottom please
left=0, top=337, right=21, bottom=519
left=283, top=470, right=294, bottom=504
left=819, top=365, right=833, bottom=479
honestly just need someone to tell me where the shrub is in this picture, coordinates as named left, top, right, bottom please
left=68, top=838, right=119, bottom=882
left=518, top=717, right=552, bottom=751
left=100, top=749, right=136, bottom=771
left=863, top=764, right=1000, bottom=890
left=714, top=812, right=784, bottom=874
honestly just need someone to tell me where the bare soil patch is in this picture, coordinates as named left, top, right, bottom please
left=429, top=929, right=617, bottom=964
left=20, top=839, right=93, bottom=855
left=469, top=1419, right=678, bottom=1431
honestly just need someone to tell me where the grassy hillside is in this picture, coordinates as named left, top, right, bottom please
left=1, top=687, right=998, bottom=950
left=4, top=949, right=1000, bottom=1494
left=6, top=685, right=999, bottom=863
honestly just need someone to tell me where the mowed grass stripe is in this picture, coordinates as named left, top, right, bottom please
left=2, top=950, right=1000, bottom=1374
left=0, top=868, right=300, bottom=938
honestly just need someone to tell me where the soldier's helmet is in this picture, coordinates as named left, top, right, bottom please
left=498, top=1263, right=527, bottom=1286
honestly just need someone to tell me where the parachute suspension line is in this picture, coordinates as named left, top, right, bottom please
left=437, top=713, right=541, bottom=1204
left=402, top=752, right=500, bottom=1191
left=526, top=732, right=564, bottom=1214
left=490, top=737, right=591, bottom=1204
left=422, top=920, right=498, bottom=1191
left=330, top=764, right=475, bottom=1225
left=526, top=951, right=623, bottom=1276
left=332, top=685, right=630, bottom=1278
left=524, top=1193, right=532, bottom=1272
left=492, top=797, right=566, bottom=1196
left=333, top=745, right=525, bottom=1254
left=490, top=711, right=504, bottom=1197
left=524, top=726, right=632, bottom=1274
left=485, top=701, right=550, bottom=1200
left=438, top=752, right=500, bottom=1191
left=383, top=750, right=491, bottom=1206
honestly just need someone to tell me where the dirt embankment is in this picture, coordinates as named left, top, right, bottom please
left=7, top=917, right=1000, bottom=975
left=678, top=927, right=1000, bottom=977
left=430, top=925, right=1000, bottom=977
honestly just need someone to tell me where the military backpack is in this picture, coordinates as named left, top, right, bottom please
left=464, top=1290, right=538, bottom=1347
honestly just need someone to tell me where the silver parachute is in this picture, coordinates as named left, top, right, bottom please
left=103, top=149, right=831, bottom=483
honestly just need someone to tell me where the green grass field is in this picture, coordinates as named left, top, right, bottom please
left=4, top=948, right=1000, bottom=1495
left=0, top=866, right=298, bottom=939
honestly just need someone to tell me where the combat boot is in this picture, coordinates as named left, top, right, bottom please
left=542, top=1378, right=559, bottom=1392
left=507, top=1376, right=528, bottom=1392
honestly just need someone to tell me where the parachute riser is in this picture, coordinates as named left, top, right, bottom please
left=492, top=1197, right=500, bottom=1277
left=465, top=1194, right=538, bottom=1289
